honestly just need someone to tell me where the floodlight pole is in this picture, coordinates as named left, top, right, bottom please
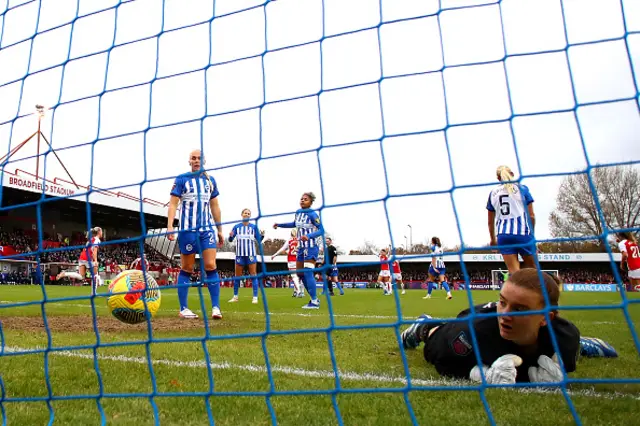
left=35, top=110, right=42, bottom=178
left=0, top=131, right=38, bottom=165
left=39, top=132, right=80, bottom=189
left=0, top=105, right=80, bottom=190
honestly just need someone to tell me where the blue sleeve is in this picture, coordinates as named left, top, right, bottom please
left=253, top=225, right=264, bottom=242
left=228, top=224, right=238, bottom=242
left=209, top=176, right=219, bottom=199
left=486, top=193, right=495, bottom=211
left=521, top=185, right=534, bottom=204
left=276, top=222, right=296, bottom=228
left=170, top=176, right=185, bottom=198
left=306, top=211, right=324, bottom=239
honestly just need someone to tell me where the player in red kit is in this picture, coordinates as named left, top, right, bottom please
left=392, top=258, right=406, bottom=295
left=130, top=254, right=148, bottom=272
left=617, top=232, right=640, bottom=287
left=373, top=247, right=392, bottom=295
left=272, top=229, right=304, bottom=297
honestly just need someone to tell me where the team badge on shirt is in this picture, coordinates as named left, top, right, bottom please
left=451, top=331, right=472, bottom=356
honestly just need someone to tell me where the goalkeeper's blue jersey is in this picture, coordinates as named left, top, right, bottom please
left=170, top=172, right=219, bottom=232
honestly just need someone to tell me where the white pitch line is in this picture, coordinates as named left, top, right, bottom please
left=2, top=346, right=638, bottom=401
left=1, top=301, right=630, bottom=323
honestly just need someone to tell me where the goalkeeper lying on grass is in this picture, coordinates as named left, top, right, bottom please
left=402, top=268, right=617, bottom=384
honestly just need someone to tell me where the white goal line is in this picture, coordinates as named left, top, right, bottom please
left=0, top=301, right=622, bottom=324
left=2, top=346, right=637, bottom=402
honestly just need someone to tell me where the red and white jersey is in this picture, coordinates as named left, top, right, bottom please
left=78, top=237, right=100, bottom=261
left=379, top=254, right=389, bottom=271
left=619, top=239, right=640, bottom=271
left=130, top=257, right=146, bottom=271
left=392, top=260, right=401, bottom=274
left=287, top=238, right=299, bottom=262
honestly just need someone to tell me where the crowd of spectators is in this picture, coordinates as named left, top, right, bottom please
left=0, top=226, right=175, bottom=284
left=0, top=225, right=629, bottom=286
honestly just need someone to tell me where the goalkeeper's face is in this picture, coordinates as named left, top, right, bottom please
left=497, top=281, right=553, bottom=346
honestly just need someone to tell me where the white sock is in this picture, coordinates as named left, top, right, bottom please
left=292, top=274, right=303, bottom=293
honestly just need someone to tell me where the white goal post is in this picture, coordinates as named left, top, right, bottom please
left=491, top=269, right=559, bottom=289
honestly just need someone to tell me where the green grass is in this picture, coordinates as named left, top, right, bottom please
left=1, top=285, right=639, bottom=425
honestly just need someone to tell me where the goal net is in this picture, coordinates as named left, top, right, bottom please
left=1, top=1, right=638, bottom=425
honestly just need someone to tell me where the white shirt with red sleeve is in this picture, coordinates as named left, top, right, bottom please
left=619, top=239, right=640, bottom=271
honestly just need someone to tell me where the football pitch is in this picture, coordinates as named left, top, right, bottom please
left=1, top=286, right=639, bottom=426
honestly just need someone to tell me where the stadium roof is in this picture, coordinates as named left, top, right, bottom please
left=1, top=168, right=167, bottom=219
left=1, top=170, right=168, bottom=231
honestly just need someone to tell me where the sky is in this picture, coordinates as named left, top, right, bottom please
left=0, top=0, right=639, bottom=253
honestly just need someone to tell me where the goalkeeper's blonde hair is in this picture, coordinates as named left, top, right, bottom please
left=496, top=165, right=516, bottom=194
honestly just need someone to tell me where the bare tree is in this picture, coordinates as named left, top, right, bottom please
left=260, top=238, right=286, bottom=256
left=349, top=240, right=380, bottom=255
left=549, top=165, right=640, bottom=250
left=408, top=243, right=430, bottom=254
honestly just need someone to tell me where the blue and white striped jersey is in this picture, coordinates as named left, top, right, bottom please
left=431, top=245, right=445, bottom=269
left=170, top=172, right=219, bottom=232
left=486, top=184, right=534, bottom=236
left=276, top=209, right=323, bottom=249
left=295, top=210, right=323, bottom=249
left=229, top=223, right=262, bottom=256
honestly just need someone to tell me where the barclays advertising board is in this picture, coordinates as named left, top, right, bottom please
left=562, top=284, right=618, bottom=292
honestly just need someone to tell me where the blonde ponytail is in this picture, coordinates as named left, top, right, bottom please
left=497, top=165, right=516, bottom=194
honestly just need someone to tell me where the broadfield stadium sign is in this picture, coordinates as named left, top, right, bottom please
left=6, top=175, right=76, bottom=197
left=2, top=172, right=167, bottom=217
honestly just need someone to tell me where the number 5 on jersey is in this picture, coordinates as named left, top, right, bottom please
left=499, top=195, right=511, bottom=216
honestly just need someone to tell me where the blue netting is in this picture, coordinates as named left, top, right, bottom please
left=0, top=0, right=639, bottom=425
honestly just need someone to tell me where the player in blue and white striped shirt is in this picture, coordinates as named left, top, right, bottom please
left=228, top=208, right=265, bottom=304
left=273, top=192, right=324, bottom=309
left=487, top=165, right=537, bottom=275
left=424, top=237, right=452, bottom=300
left=167, top=149, right=224, bottom=320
